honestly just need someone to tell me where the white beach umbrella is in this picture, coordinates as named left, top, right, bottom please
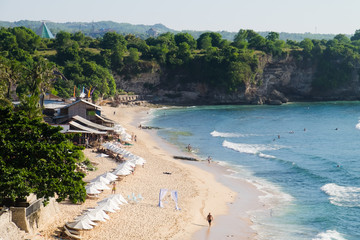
left=125, top=161, right=136, bottom=167
left=115, top=162, right=126, bottom=170
left=73, top=215, right=97, bottom=226
left=87, top=208, right=110, bottom=220
left=88, top=181, right=110, bottom=190
left=135, top=157, right=146, bottom=165
left=79, top=211, right=107, bottom=222
left=108, top=194, right=128, bottom=204
left=66, top=220, right=94, bottom=230
left=114, top=162, right=133, bottom=171
left=85, top=186, right=101, bottom=194
left=75, top=213, right=103, bottom=223
left=95, top=202, right=117, bottom=213
left=91, top=176, right=111, bottom=185
left=115, top=149, right=127, bottom=154
left=112, top=168, right=132, bottom=176
left=97, top=198, right=121, bottom=208
left=66, top=221, right=93, bottom=230
left=100, top=172, right=118, bottom=181
left=117, top=194, right=128, bottom=204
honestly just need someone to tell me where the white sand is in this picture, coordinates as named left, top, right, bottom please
left=38, top=104, right=260, bottom=240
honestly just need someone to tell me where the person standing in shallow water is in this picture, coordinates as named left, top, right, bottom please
left=207, top=213, right=213, bottom=227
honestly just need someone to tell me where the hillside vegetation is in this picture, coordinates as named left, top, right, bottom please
left=1, top=26, right=360, bottom=104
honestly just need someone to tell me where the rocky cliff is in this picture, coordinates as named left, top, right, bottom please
left=115, top=55, right=360, bottom=105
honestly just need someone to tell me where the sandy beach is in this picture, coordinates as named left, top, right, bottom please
left=38, top=104, right=262, bottom=240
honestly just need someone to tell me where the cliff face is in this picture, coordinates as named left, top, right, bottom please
left=115, top=55, right=360, bottom=105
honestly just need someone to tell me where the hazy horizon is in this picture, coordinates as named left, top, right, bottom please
left=1, top=0, right=360, bottom=35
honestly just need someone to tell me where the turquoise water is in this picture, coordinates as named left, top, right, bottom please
left=148, top=102, right=360, bottom=240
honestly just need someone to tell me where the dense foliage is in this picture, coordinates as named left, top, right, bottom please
left=1, top=26, right=360, bottom=100
left=0, top=106, right=86, bottom=205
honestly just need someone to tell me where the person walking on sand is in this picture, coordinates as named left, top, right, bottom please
left=207, top=213, right=213, bottom=227
left=207, top=156, right=212, bottom=164
left=112, top=182, right=116, bottom=194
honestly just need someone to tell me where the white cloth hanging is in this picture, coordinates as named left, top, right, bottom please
left=171, top=190, right=180, bottom=210
left=158, top=189, right=168, bottom=208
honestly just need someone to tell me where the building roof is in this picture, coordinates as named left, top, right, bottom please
left=72, top=115, right=114, bottom=131
left=95, top=114, right=115, bottom=123
left=69, top=121, right=107, bottom=134
left=36, top=22, right=54, bottom=39
left=62, top=99, right=101, bottom=110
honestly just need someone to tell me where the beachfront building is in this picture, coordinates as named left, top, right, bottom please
left=43, top=99, right=117, bottom=146
left=53, top=99, right=102, bottom=124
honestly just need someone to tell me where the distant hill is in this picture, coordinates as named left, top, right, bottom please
left=0, top=20, right=347, bottom=41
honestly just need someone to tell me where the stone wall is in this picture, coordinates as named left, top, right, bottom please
left=0, top=211, right=25, bottom=240
left=0, top=198, right=60, bottom=239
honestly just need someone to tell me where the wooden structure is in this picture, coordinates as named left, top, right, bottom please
left=54, top=99, right=101, bottom=124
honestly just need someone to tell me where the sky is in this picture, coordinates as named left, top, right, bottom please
left=1, top=0, right=359, bottom=34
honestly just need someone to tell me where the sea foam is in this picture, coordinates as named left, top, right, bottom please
left=312, top=230, right=347, bottom=240
left=321, top=183, right=360, bottom=207
left=222, top=140, right=280, bottom=159
left=356, top=121, right=360, bottom=130
left=211, top=130, right=259, bottom=138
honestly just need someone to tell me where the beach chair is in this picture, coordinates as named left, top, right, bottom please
left=64, top=225, right=82, bottom=239
left=86, top=194, right=99, bottom=200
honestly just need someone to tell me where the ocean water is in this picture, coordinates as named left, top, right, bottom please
left=147, top=102, right=360, bottom=240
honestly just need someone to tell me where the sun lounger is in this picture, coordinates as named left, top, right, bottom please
left=64, top=225, right=82, bottom=239
left=86, top=194, right=99, bottom=200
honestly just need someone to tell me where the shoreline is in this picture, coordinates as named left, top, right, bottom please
left=127, top=105, right=264, bottom=239
left=37, top=104, right=263, bottom=240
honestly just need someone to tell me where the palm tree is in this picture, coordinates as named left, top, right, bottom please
left=24, top=57, right=57, bottom=108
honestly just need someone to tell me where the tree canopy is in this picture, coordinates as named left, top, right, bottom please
left=0, top=106, right=86, bottom=205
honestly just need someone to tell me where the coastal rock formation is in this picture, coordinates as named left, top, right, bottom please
left=114, top=55, right=360, bottom=105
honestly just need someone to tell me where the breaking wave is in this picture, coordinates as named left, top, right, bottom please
left=222, top=140, right=282, bottom=159
left=211, top=130, right=260, bottom=138
left=312, top=230, right=347, bottom=240
left=321, top=183, right=360, bottom=207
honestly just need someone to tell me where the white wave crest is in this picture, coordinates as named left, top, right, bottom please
left=258, top=153, right=276, bottom=159
left=312, top=230, right=347, bottom=240
left=211, top=130, right=259, bottom=138
left=222, top=140, right=280, bottom=159
left=321, top=183, right=360, bottom=207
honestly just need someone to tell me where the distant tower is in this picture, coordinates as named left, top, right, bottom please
left=36, top=21, right=55, bottom=39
